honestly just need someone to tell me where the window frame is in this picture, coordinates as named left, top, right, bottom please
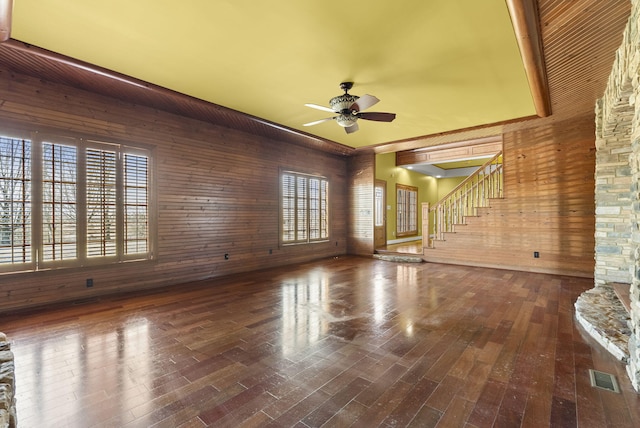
left=39, top=135, right=81, bottom=269
left=280, top=169, right=329, bottom=246
left=396, top=183, right=418, bottom=238
left=0, top=127, right=155, bottom=274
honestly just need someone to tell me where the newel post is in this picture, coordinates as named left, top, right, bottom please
left=422, top=202, right=430, bottom=249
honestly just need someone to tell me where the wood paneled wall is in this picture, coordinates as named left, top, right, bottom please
left=0, top=68, right=349, bottom=312
left=395, top=137, right=502, bottom=166
left=424, top=114, right=596, bottom=277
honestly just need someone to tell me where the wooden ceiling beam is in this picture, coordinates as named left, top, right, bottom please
left=506, top=0, right=552, bottom=117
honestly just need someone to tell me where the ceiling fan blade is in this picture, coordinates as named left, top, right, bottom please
left=303, top=117, right=335, bottom=127
left=344, top=122, right=359, bottom=134
left=352, top=94, right=379, bottom=111
left=304, top=103, right=337, bottom=113
left=358, top=112, right=396, bottom=122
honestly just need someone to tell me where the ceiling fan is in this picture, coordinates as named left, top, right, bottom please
left=303, top=82, right=396, bottom=134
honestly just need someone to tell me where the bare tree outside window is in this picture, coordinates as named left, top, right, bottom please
left=0, top=137, right=32, bottom=264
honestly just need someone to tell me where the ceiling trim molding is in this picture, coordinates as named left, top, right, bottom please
left=0, top=0, right=12, bottom=42
left=506, top=0, right=551, bottom=117
left=3, top=39, right=153, bottom=88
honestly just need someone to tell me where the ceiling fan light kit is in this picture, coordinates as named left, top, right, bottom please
left=336, top=113, right=358, bottom=128
left=304, top=82, right=396, bottom=133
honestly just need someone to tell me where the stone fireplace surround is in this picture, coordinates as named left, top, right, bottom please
left=0, top=332, right=16, bottom=428
left=592, top=0, right=640, bottom=392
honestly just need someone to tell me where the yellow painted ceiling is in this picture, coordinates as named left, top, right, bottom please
left=10, top=0, right=535, bottom=149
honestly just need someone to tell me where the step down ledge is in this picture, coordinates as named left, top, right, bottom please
left=373, top=254, right=424, bottom=263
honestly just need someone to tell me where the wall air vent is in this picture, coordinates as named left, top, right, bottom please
left=589, top=369, right=620, bottom=393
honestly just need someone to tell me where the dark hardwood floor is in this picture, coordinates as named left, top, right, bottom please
left=2, top=256, right=639, bottom=427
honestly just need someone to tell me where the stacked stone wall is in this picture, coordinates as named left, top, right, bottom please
left=595, top=97, right=633, bottom=286
left=595, top=23, right=635, bottom=287
left=597, top=0, right=640, bottom=391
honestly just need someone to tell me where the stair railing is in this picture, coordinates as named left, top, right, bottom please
left=423, top=151, right=503, bottom=248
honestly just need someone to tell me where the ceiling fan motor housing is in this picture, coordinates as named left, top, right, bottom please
left=330, top=89, right=360, bottom=127
left=329, top=93, right=359, bottom=112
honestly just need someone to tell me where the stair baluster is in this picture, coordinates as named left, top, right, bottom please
left=423, top=151, right=503, bottom=249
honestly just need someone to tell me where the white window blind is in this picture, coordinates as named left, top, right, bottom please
left=308, top=178, right=328, bottom=240
left=86, top=148, right=117, bottom=258
left=296, top=176, right=308, bottom=241
left=282, top=174, right=296, bottom=242
left=0, top=136, right=32, bottom=265
left=42, top=142, right=78, bottom=262
left=123, top=153, right=149, bottom=255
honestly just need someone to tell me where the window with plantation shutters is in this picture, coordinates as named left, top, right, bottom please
left=0, top=136, right=32, bottom=266
left=0, top=130, right=152, bottom=273
left=42, top=142, right=78, bottom=262
left=282, top=174, right=296, bottom=242
left=123, top=153, right=149, bottom=255
left=281, top=171, right=329, bottom=244
left=86, top=148, right=116, bottom=258
left=308, top=177, right=328, bottom=240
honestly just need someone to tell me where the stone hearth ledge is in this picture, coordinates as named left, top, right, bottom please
left=575, top=284, right=631, bottom=362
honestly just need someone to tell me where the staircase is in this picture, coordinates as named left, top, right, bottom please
left=422, top=151, right=503, bottom=249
